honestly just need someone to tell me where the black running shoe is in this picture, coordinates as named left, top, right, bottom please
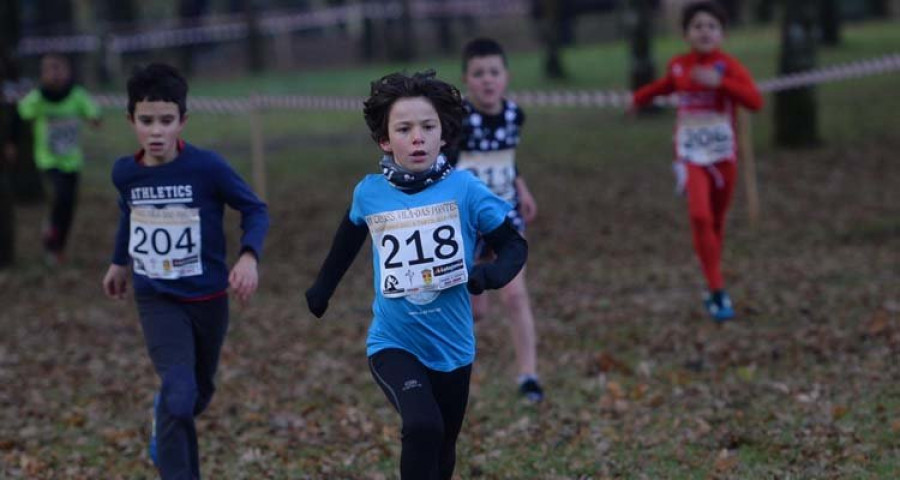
left=519, top=378, right=544, bottom=403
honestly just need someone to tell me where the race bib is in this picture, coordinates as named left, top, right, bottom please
left=366, top=201, right=468, bottom=301
left=129, top=206, right=202, bottom=279
left=457, top=150, right=517, bottom=203
left=47, top=118, right=81, bottom=156
left=676, top=113, right=735, bottom=165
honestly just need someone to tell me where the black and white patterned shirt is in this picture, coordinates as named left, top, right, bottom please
left=449, top=99, right=526, bottom=207
left=459, top=99, right=525, bottom=153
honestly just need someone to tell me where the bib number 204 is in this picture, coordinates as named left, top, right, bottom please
left=382, top=226, right=458, bottom=269
left=132, top=226, right=197, bottom=256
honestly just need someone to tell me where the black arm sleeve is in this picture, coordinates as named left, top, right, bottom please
left=10, top=109, right=23, bottom=141
left=467, top=218, right=528, bottom=295
left=305, top=210, right=369, bottom=317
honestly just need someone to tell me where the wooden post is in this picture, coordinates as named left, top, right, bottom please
left=249, top=95, right=266, bottom=201
left=274, top=31, right=293, bottom=70
left=103, top=35, right=123, bottom=84
left=739, top=110, right=760, bottom=227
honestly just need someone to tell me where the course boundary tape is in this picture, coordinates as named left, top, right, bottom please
left=3, top=54, right=899, bottom=114
left=17, top=0, right=528, bottom=55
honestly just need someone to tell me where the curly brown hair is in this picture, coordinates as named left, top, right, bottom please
left=363, top=70, right=465, bottom=148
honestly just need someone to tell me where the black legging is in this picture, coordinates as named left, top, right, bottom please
left=369, top=349, right=472, bottom=480
left=44, top=169, right=79, bottom=253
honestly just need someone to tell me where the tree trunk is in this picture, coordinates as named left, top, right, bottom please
left=774, top=0, right=819, bottom=148
left=820, top=0, right=841, bottom=46
left=435, top=7, right=454, bottom=56
left=244, top=0, right=264, bottom=73
left=541, top=0, right=566, bottom=79
left=178, top=0, right=209, bottom=76
left=628, top=0, right=655, bottom=93
left=0, top=136, right=13, bottom=268
left=5, top=0, right=43, bottom=204
left=868, top=0, right=890, bottom=17
left=358, top=0, right=379, bottom=61
left=388, top=0, right=415, bottom=61
left=361, top=16, right=376, bottom=60
left=35, top=0, right=74, bottom=34
left=11, top=119, right=43, bottom=203
left=0, top=153, right=13, bottom=268
left=720, top=0, right=742, bottom=25
left=754, top=0, right=775, bottom=23
left=0, top=0, right=20, bottom=268
left=73, top=0, right=100, bottom=88
left=106, top=0, right=135, bottom=24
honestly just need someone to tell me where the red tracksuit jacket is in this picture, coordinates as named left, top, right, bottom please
left=633, top=49, right=763, bottom=165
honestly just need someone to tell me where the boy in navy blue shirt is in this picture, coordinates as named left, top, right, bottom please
left=102, top=63, right=268, bottom=479
left=306, top=71, right=527, bottom=480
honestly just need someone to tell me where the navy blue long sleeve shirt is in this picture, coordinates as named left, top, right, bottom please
left=111, top=142, right=269, bottom=300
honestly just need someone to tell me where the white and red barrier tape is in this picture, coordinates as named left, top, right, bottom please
left=17, top=0, right=528, bottom=55
left=3, top=54, right=899, bottom=114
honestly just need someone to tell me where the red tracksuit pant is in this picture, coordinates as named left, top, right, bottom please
left=685, top=161, right=736, bottom=291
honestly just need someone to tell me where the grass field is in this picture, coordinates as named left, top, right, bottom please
left=2, top=21, right=900, bottom=479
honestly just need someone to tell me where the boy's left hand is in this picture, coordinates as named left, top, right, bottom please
left=691, top=66, right=723, bottom=88
left=466, top=265, right=488, bottom=295
left=516, top=179, right=538, bottom=223
left=229, top=251, right=259, bottom=305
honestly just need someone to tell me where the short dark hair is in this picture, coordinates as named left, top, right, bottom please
left=127, top=63, right=188, bottom=117
left=461, top=37, right=507, bottom=72
left=41, top=53, right=70, bottom=67
left=363, top=70, right=464, bottom=147
left=682, top=1, right=728, bottom=32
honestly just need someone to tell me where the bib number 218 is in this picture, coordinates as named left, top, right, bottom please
left=381, top=225, right=458, bottom=269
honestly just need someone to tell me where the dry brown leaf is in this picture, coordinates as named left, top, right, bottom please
left=592, top=352, right=634, bottom=375
left=19, top=453, right=47, bottom=476
left=631, top=383, right=649, bottom=401
left=867, top=309, right=890, bottom=336
left=63, top=412, right=86, bottom=428
left=695, top=418, right=712, bottom=435
left=713, top=448, right=739, bottom=473
left=832, top=405, right=850, bottom=421
left=606, top=381, right=625, bottom=399
left=891, top=419, right=900, bottom=433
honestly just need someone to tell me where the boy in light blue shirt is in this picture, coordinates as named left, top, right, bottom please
left=306, top=70, right=527, bottom=480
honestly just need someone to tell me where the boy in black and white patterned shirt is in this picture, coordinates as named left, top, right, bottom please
left=450, top=38, right=544, bottom=402
left=458, top=95, right=527, bottom=230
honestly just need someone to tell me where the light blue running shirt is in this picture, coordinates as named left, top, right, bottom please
left=349, top=169, right=510, bottom=371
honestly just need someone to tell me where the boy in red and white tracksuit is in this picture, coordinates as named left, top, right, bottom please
left=632, top=1, right=762, bottom=321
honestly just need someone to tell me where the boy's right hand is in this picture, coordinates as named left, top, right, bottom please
left=3, top=143, right=16, bottom=165
left=673, top=161, right=688, bottom=196
left=305, top=285, right=329, bottom=318
left=102, top=264, right=129, bottom=300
